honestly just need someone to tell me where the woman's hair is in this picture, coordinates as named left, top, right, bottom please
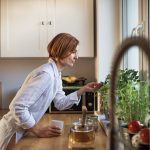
left=47, top=33, right=79, bottom=61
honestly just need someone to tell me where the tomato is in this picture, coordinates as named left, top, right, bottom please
left=140, top=128, right=150, bottom=144
left=128, top=120, right=141, bottom=133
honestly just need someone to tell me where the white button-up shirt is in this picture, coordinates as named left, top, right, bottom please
left=5, top=60, right=80, bottom=141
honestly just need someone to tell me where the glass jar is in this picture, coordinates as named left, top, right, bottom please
left=68, top=119, right=95, bottom=149
left=87, top=115, right=99, bottom=131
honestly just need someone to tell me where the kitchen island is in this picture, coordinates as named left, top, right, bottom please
left=10, top=113, right=107, bottom=150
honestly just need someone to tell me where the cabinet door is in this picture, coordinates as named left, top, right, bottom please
left=1, top=0, right=94, bottom=57
left=1, top=0, right=51, bottom=57
left=53, top=0, right=94, bottom=57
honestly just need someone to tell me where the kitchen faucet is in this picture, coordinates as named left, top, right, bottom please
left=108, top=36, right=150, bottom=150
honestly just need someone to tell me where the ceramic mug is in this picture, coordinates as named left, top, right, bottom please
left=50, top=120, right=64, bottom=130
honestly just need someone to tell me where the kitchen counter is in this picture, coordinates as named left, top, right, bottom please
left=11, top=113, right=107, bottom=150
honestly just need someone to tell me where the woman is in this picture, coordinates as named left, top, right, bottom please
left=0, top=33, right=102, bottom=150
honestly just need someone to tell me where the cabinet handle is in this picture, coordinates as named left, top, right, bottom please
left=41, top=21, right=44, bottom=25
left=48, top=21, right=52, bottom=25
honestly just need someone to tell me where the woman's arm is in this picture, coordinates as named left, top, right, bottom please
left=77, top=82, right=103, bottom=96
left=53, top=82, right=102, bottom=110
left=10, top=72, right=50, bottom=129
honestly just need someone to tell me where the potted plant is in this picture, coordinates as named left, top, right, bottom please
left=116, top=80, right=150, bottom=123
left=98, top=68, right=150, bottom=124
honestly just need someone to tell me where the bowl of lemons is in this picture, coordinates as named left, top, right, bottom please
left=62, top=76, right=86, bottom=86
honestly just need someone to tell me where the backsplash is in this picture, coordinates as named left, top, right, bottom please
left=0, top=58, right=96, bottom=109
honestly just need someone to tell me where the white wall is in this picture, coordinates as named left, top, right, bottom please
left=95, top=0, right=120, bottom=82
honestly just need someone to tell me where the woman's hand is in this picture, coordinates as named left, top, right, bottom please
left=77, top=82, right=103, bottom=96
left=26, top=124, right=62, bottom=138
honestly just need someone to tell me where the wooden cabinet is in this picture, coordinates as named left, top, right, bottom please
left=0, top=0, right=94, bottom=57
left=54, top=0, right=94, bottom=57
left=1, top=0, right=54, bottom=57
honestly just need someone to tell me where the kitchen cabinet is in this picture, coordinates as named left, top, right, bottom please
left=0, top=0, right=94, bottom=57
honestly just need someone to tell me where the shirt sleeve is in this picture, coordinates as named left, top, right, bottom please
left=10, top=71, right=50, bottom=129
left=53, top=79, right=81, bottom=110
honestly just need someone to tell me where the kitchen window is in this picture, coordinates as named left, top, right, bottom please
left=122, top=0, right=149, bottom=79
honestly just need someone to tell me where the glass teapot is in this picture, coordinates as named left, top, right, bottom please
left=68, top=106, right=96, bottom=149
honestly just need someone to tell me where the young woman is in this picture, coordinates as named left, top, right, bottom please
left=0, top=33, right=102, bottom=150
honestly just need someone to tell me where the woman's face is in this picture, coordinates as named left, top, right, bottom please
left=59, top=50, right=78, bottom=67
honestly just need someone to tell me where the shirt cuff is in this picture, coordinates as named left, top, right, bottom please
left=69, top=91, right=81, bottom=105
left=20, top=115, right=36, bottom=129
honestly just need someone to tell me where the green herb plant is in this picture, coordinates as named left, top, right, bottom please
left=99, top=69, right=150, bottom=123
left=116, top=80, right=150, bottom=123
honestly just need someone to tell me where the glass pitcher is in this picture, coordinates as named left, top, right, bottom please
left=68, top=118, right=95, bottom=149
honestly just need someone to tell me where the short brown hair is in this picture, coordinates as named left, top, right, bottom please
left=47, top=33, right=79, bottom=61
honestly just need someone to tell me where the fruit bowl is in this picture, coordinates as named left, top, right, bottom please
left=139, top=128, right=150, bottom=145
left=62, top=76, right=87, bottom=86
left=120, top=120, right=149, bottom=150
left=131, top=133, right=150, bottom=150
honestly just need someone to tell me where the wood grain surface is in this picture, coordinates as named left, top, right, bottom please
left=0, top=111, right=107, bottom=150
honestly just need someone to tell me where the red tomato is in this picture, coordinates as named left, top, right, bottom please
left=128, top=120, right=141, bottom=133
left=140, top=128, right=150, bottom=143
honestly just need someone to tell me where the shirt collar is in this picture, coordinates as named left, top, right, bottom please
left=48, top=58, right=61, bottom=78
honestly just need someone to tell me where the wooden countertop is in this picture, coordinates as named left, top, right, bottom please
left=10, top=113, right=107, bottom=150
